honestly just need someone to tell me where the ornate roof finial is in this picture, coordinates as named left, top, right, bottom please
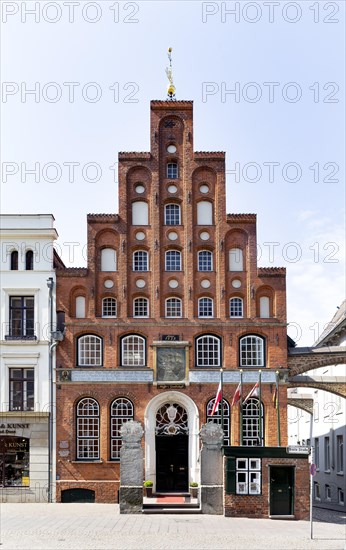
left=165, top=47, right=176, bottom=101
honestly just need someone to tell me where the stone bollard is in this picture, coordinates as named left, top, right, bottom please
left=119, top=420, right=144, bottom=514
left=200, top=423, right=224, bottom=515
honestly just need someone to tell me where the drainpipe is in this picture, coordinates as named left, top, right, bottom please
left=47, top=277, right=54, bottom=504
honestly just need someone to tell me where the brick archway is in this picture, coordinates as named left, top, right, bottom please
left=288, top=346, right=346, bottom=377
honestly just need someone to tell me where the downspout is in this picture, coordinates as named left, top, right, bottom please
left=47, top=277, right=54, bottom=504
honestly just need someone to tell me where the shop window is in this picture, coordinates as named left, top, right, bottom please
left=230, top=297, right=243, bottom=318
left=102, top=298, right=117, bottom=318
left=75, top=296, right=86, bottom=318
left=10, top=251, right=18, bottom=270
left=25, top=250, right=34, bottom=270
left=239, top=335, right=265, bottom=368
left=242, top=398, right=264, bottom=446
left=0, top=437, right=30, bottom=487
left=206, top=398, right=230, bottom=445
left=8, top=296, right=35, bottom=339
left=9, top=368, right=34, bottom=411
left=132, top=201, right=149, bottom=225
left=229, top=248, right=243, bottom=271
left=101, top=248, right=116, bottom=271
left=121, top=335, right=146, bottom=367
left=110, top=398, right=134, bottom=460
left=236, top=458, right=261, bottom=495
left=77, top=335, right=102, bottom=367
left=165, top=204, right=181, bottom=225
left=197, top=201, right=212, bottom=225
left=195, top=335, right=221, bottom=368
left=76, top=398, right=100, bottom=460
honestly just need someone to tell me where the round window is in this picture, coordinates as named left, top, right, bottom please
left=104, top=279, right=114, bottom=289
left=168, top=231, right=178, bottom=241
left=201, top=279, right=211, bottom=289
left=135, top=184, right=145, bottom=194
left=200, top=231, right=210, bottom=241
left=168, top=184, right=178, bottom=194
left=135, top=231, right=146, bottom=241
left=199, top=184, right=209, bottom=194
left=232, top=279, right=241, bottom=289
left=168, top=279, right=179, bottom=289
left=167, top=145, right=177, bottom=153
left=136, top=279, right=146, bottom=288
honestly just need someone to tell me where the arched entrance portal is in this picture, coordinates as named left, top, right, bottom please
left=156, top=403, right=188, bottom=492
left=144, top=392, right=200, bottom=493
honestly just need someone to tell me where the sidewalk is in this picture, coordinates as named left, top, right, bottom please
left=0, top=503, right=345, bottom=550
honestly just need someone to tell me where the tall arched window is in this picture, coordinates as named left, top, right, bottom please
left=259, top=296, right=270, bottom=318
left=110, top=398, right=134, bottom=460
left=165, top=297, right=182, bottom=318
left=25, top=250, right=34, bottom=270
left=195, top=335, right=221, bottom=367
left=132, top=201, right=149, bottom=225
left=198, top=250, right=213, bottom=271
left=77, top=335, right=102, bottom=366
left=206, top=398, right=230, bottom=445
left=133, top=250, right=149, bottom=271
left=133, top=297, right=149, bottom=318
left=10, top=251, right=18, bottom=270
left=230, top=297, right=243, bottom=318
left=102, top=297, right=117, bottom=318
left=229, top=248, right=244, bottom=271
left=167, top=162, right=178, bottom=179
left=76, top=397, right=100, bottom=460
left=165, top=250, right=181, bottom=271
left=242, top=397, right=264, bottom=446
left=101, top=248, right=116, bottom=271
left=197, top=201, right=213, bottom=225
left=75, top=296, right=86, bottom=318
left=239, top=335, right=265, bottom=368
left=198, top=297, right=214, bottom=318
left=165, top=204, right=181, bottom=225
left=121, top=335, right=146, bottom=366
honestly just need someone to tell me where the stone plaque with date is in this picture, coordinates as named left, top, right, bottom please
left=156, top=347, right=186, bottom=383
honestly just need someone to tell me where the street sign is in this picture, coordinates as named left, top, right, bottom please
left=310, top=464, right=317, bottom=476
left=286, top=445, right=310, bottom=454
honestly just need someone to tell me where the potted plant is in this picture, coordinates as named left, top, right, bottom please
left=143, top=480, right=153, bottom=497
left=190, top=481, right=199, bottom=499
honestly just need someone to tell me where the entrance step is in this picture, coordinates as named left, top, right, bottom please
left=143, top=494, right=201, bottom=514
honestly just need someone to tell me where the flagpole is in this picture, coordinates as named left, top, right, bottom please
left=220, top=368, right=224, bottom=443
left=240, top=370, right=243, bottom=445
left=276, top=370, right=281, bottom=446
left=258, top=370, right=262, bottom=446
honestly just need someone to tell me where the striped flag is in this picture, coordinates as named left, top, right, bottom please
left=210, top=379, right=222, bottom=416
left=243, top=381, right=259, bottom=405
left=231, top=382, right=241, bottom=407
left=273, top=384, right=278, bottom=409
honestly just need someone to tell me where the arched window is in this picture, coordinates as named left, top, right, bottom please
left=229, top=248, right=244, bottom=271
left=133, top=297, right=149, bottom=318
left=239, top=335, right=265, bottom=368
left=198, top=297, right=214, bottom=318
left=76, top=397, right=100, bottom=460
left=10, top=251, right=18, bottom=270
left=167, top=162, right=178, bottom=179
left=242, top=397, right=264, bottom=446
left=206, top=398, right=230, bottom=445
left=77, top=335, right=102, bottom=367
left=198, top=250, right=213, bottom=271
left=133, top=250, right=149, bottom=271
left=230, top=297, right=243, bottom=318
left=101, top=248, right=116, bottom=271
left=102, top=297, right=117, bottom=318
left=75, top=296, right=86, bottom=318
left=25, top=250, right=33, bottom=270
left=196, top=335, right=221, bottom=367
left=132, top=201, right=149, bottom=225
left=259, top=296, right=270, bottom=318
left=165, top=297, right=182, bottom=318
left=165, top=250, right=181, bottom=271
left=165, top=204, right=181, bottom=225
left=110, top=398, right=134, bottom=461
left=121, top=335, right=146, bottom=366
left=197, top=201, right=213, bottom=225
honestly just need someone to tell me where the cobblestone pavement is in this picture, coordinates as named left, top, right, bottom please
left=0, top=504, right=345, bottom=550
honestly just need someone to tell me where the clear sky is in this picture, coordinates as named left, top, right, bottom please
left=1, top=0, right=345, bottom=345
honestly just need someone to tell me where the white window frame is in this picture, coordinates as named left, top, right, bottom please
left=165, top=204, right=181, bottom=225
left=198, top=250, right=213, bottom=271
left=133, top=250, right=149, bottom=271
left=110, top=398, right=134, bottom=461
left=133, top=297, right=149, bottom=318
left=196, top=335, right=221, bottom=368
left=102, top=297, right=117, bottom=318
left=198, top=297, right=214, bottom=318
left=76, top=397, right=100, bottom=461
left=239, top=335, right=265, bottom=368
left=230, top=297, right=243, bottom=318
left=167, top=162, right=178, bottom=179
left=121, top=335, right=146, bottom=367
left=165, top=250, right=182, bottom=271
left=77, top=335, right=102, bottom=367
left=165, top=297, right=182, bottom=318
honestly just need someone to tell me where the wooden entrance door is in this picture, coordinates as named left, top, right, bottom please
left=156, top=434, right=188, bottom=492
left=270, top=466, right=294, bottom=515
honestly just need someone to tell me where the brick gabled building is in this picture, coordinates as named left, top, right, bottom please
left=55, top=99, right=305, bottom=511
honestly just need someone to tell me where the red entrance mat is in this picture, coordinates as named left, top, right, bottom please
left=154, top=496, right=186, bottom=504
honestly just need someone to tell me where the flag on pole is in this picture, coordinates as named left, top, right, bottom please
left=272, top=384, right=278, bottom=409
left=231, top=382, right=241, bottom=407
left=243, top=381, right=259, bottom=405
left=210, top=379, right=222, bottom=416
